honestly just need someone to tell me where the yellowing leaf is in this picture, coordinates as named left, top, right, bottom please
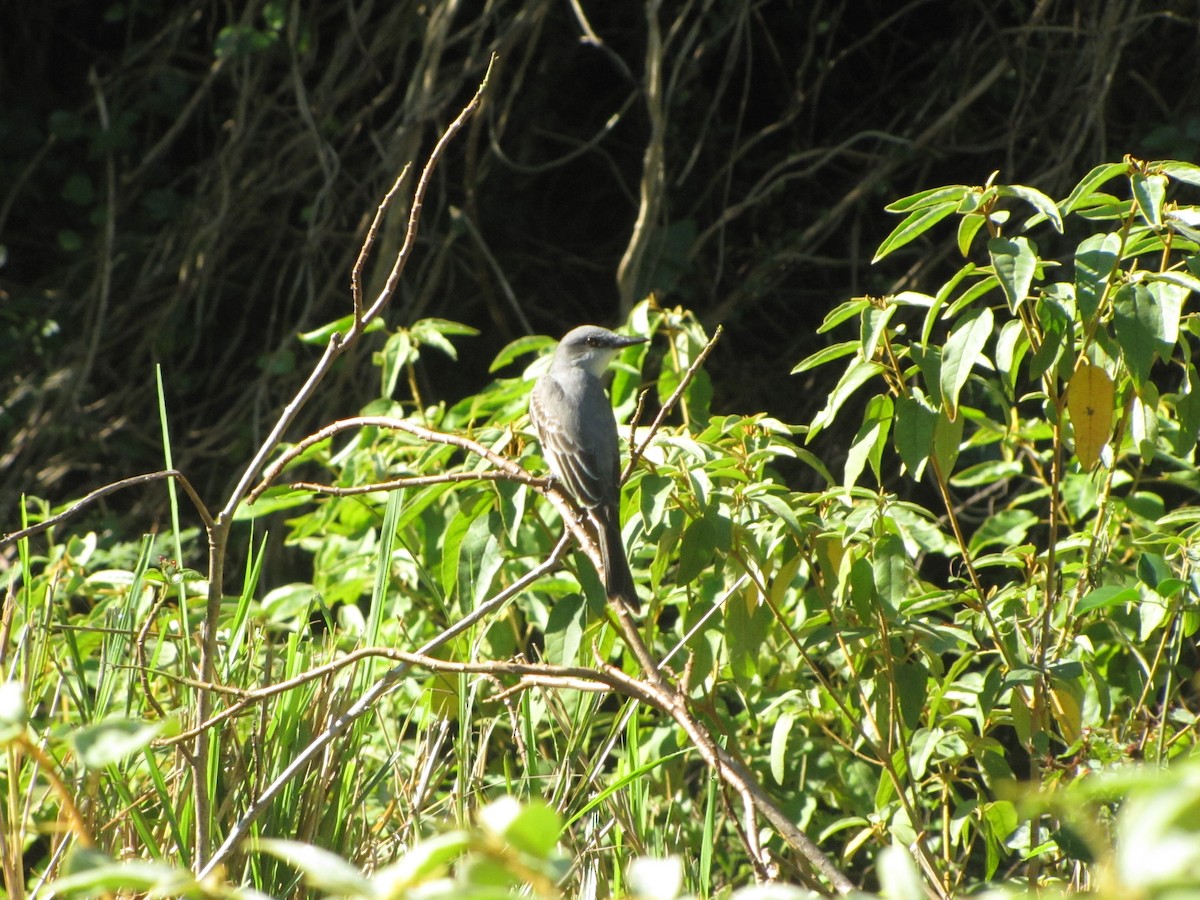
left=1067, top=362, right=1114, bottom=469
left=1050, top=686, right=1082, bottom=746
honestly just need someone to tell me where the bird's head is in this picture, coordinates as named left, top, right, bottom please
left=554, top=325, right=647, bottom=377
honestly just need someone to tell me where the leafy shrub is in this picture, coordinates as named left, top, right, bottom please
left=6, top=155, right=1200, bottom=899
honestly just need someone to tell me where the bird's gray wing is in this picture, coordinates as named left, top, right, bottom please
left=530, top=376, right=609, bottom=508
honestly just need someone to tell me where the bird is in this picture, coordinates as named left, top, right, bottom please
left=529, top=325, right=647, bottom=609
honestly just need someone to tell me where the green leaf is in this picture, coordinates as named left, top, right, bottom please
left=877, top=843, right=926, bottom=900
left=844, top=394, right=893, bottom=487
left=940, top=306, right=993, bottom=420
left=911, top=344, right=943, bottom=407
left=1132, top=172, right=1167, bottom=228
left=932, top=408, right=964, bottom=475
left=628, top=858, right=686, bottom=900
left=677, top=515, right=718, bottom=584
left=748, top=486, right=808, bottom=538
left=807, top=357, right=887, bottom=439
left=1165, top=206, right=1200, bottom=244
left=256, top=840, right=371, bottom=895
left=1077, top=584, right=1138, bottom=613
left=791, top=340, right=860, bottom=375
left=871, top=533, right=908, bottom=613
left=378, top=330, right=414, bottom=398
left=989, top=236, right=1037, bottom=312
left=873, top=201, right=959, bottom=262
left=994, top=318, right=1030, bottom=395
left=1074, top=232, right=1121, bottom=322
left=214, top=23, right=277, bottom=59
left=50, top=850, right=195, bottom=896
left=440, top=493, right=492, bottom=600
left=1142, top=269, right=1200, bottom=295
left=479, top=797, right=563, bottom=857
left=1000, top=184, right=1064, bottom=233
left=297, top=312, right=384, bottom=345
left=410, top=318, right=480, bottom=361
left=1131, top=382, right=1160, bottom=461
left=957, top=213, right=987, bottom=257
left=1141, top=280, right=1186, bottom=353
left=969, top=509, right=1039, bottom=553
left=492, top=334, right=552, bottom=371
left=893, top=661, right=929, bottom=730
left=894, top=393, right=938, bottom=477
left=861, top=304, right=897, bottom=362
left=544, top=593, right=585, bottom=666
left=1059, top=161, right=1130, bottom=214
left=61, top=172, right=96, bottom=206
left=770, top=712, right=794, bottom=786
left=885, top=184, right=971, bottom=212
left=921, top=262, right=978, bottom=345
left=72, top=718, right=165, bottom=769
left=818, top=297, right=872, bottom=334
left=1112, top=285, right=1158, bottom=388
left=1028, top=296, right=1071, bottom=382
left=949, top=459, right=1023, bottom=487
left=1171, top=365, right=1200, bottom=455
left=374, top=832, right=471, bottom=893
left=1158, top=159, right=1200, bottom=187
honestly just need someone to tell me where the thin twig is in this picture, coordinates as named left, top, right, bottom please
left=624, top=324, right=723, bottom=478
left=0, top=470, right=213, bottom=548
left=291, top=469, right=544, bottom=497
left=183, top=58, right=497, bottom=869
left=350, top=168, right=410, bottom=326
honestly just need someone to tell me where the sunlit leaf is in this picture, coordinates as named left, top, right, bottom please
left=1131, top=383, right=1160, bottom=461
left=1028, top=297, right=1070, bottom=382
left=885, top=184, right=971, bottom=212
left=479, top=797, right=562, bottom=857
left=807, top=358, right=887, bottom=439
left=1132, top=172, right=1167, bottom=228
left=1074, top=232, right=1121, bottom=322
left=940, top=306, right=993, bottom=420
left=72, top=718, right=164, bottom=769
left=791, top=340, right=860, bottom=375
left=1000, top=184, right=1064, bottom=233
left=989, top=236, right=1037, bottom=312
left=873, top=201, right=959, bottom=262
left=969, top=509, right=1038, bottom=553
left=818, top=297, right=872, bottom=334
left=1058, top=161, right=1130, bottom=214
left=770, top=712, right=793, bottom=786
left=844, top=394, right=893, bottom=487
left=957, top=213, right=987, bottom=257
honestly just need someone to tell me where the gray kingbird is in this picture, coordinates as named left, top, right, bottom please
left=529, top=325, right=647, bottom=608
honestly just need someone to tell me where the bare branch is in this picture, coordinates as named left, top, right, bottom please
left=1, top=470, right=213, bottom=548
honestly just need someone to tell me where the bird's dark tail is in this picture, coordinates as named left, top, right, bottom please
left=593, top=504, right=639, bottom=610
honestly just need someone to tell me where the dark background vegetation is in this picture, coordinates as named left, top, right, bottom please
left=2, top=0, right=1198, bottom=525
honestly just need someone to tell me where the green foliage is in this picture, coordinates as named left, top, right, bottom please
left=8, top=158, right=1200, bottom=898
left=794, top=156, right=1200, bottom=889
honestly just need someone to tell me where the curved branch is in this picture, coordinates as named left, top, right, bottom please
left=0, top=470, right=213, bottom=548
